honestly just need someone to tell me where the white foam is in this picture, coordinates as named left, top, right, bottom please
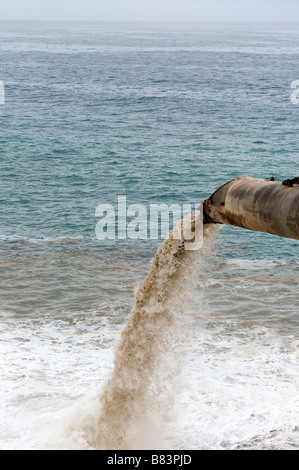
left=0, top=234, right=87, bottom=244
left=1, top=302, right=298, bottom=450
left=0, top=224, right=297, bottom=450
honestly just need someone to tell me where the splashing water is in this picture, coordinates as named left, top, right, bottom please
left=95, top=213, right=219, bottom=449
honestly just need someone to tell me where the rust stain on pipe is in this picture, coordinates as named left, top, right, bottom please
left=202, top=176, right=299, bottom=240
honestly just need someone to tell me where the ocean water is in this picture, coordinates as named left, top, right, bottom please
left=0, top=21, right=298, bottom=450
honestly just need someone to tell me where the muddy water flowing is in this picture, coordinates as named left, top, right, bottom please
left=96, top=215, right=218, bottom=449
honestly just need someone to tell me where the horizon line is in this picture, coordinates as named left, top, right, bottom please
left=1, top=19, right=299, bottom=23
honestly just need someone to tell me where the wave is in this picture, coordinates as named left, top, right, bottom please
left=1, top=43, right=298, bottom=56
left=0, top=235, right=88, bottom=245
left=223, top=258, right=299, bottom=270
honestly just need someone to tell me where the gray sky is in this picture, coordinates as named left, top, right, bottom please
left=0, top=0, right=299, bottom=21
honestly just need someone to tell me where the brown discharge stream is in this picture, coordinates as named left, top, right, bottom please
left=96, top=214, right=219, bottom=449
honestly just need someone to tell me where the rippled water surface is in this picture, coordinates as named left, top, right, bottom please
left=0, top=21, right=298, bottom=449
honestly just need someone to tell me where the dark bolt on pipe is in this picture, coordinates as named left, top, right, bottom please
left=202, top=176, right=299, bottom=240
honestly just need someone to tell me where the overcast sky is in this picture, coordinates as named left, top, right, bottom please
left=0, top=0, right=299, bottom=22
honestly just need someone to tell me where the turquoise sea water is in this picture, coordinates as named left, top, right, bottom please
left=0, top=22, right=298, bottom=449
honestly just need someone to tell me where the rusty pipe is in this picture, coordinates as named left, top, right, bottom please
left=202, top=176, right=299, bottom=240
